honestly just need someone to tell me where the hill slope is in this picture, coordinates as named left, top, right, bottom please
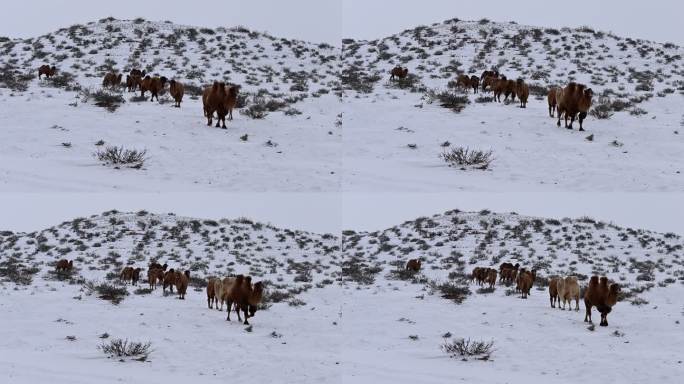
left=341, top=209, right=684, bottom=383
left=0, top=18, right=341, bottom=192
left=0, top=211, right=341, bottom=383
left=1, top=209, right=682, bottom=382
left=342, top=18, right=684, bottom=192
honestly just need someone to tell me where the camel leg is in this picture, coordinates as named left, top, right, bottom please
left=578, top=112, right=586, bottom=131
left=584, top=303, right=591, bottom=322
left=225, top=300, right=232, bottom=321
left=243, top=307, right=250, bottom=325
left=235, top=303, right=242, bottom=322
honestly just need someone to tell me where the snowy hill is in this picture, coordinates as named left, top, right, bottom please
left=1, top=210, right=682, bottom=383
left=341, top=209, right=684, bottom=383
left=343, top=209, right=683, bottom=294
left=342, top=18, right=683, bottom=94
left=1, top=17, right=339, bottom=92
left=0, top=210, right=340, bottom=286
left=0, top=210, right=342, bottom=383
left=342, top=18, right=684, bottom=192
left=0, top=18, right=341, bottom=192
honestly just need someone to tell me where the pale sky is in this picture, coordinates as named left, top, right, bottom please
left=2, top=1, right=681, bottom=45
left=0, top=193, right=342, bottom=234
left=343, top=0, right=684, bottom=45
left=0, top=0, right=342, bottom=44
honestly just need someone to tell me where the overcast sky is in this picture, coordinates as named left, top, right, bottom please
left=2, top=1, right=680, bottom=45
left=343, top=0, right=683, bottom=45
left=0, top=0, right=341, bottom=44
left=0, top=193, right=342, bottom=234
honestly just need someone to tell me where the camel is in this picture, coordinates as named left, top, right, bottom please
left=169, top=80, right=185, bottom=108
left=102, top=73, right=122, bottom=88
left=469, top=75, right=480, bottom=93
left=405, top=259, right=421, bottom=272
left=55, top=259, right=73, bottom=272
left=202, top=82, right=229, bottom=128
left=390, top=66, right=408, bottom=81
left=140, top=76, right=167, bottom=102
left=516, top=79, right=529, bottom=108
left=556, top=82, right=594, bottom=131
left=38, top=65, right=57, bottom=79
left=584, top=276, right=620, bottom=326
left=547, top=87, right=558, bottom=117
left=175, top=270, right=190, bottom=299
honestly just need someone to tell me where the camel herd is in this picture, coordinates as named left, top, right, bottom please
left=467, top=262, right=621, bottom=326
left=389, top=67, right=594, bottom=130
left=37, top=64, right=241, bottom=129
left=53, top=259, right=265, bottom=325
left=56, top=252, right=623, bottom=327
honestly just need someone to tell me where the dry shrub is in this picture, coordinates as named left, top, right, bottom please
left=441, top=147, right=493, bottom=170
left=94, top=146, right=147, bottom=169
left=441, top=338, right=494, bottom=360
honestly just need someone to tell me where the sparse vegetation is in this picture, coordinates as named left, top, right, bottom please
left=426, top=90, right=469, bottom=112
left=81, top=89, right=125, bottom=112
left=0, top=257, right=40, bottom=285
left=94, top=146, right=147, bottom=169
left=440, top=147, right=493, bottom=170
left=0, top=64, right=34, bottom=91
left=429, top=280, right=471, bottom=304
left=99, top=339, right=152, bottom=361
left=85, top=282, right=128, bottom=304
left=441, top=338, right=494, bottom=360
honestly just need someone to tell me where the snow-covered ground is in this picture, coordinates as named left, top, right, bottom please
left=1, top=15, right=684, bottom=384
left=343, top=280, right=684, bottom=384
left=0, top=18, right=341, bottom=192
left=0, top=283, right=342, bottom=384
left=344, top=88, right=682, bottom=192
left=342, top=18, right=684, bottom=192
left=340, top=209, right=684, bottom=383
left=2, top=209, right=682, bottom=383
left=0, top=211, right=341, bottom=383
left=0, top=84, right=340, bottom=192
